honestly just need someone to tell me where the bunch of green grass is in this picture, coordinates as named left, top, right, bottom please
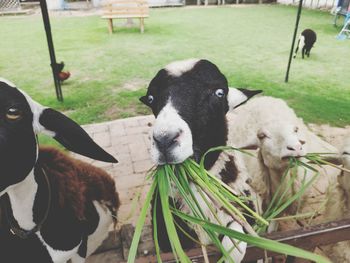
left=258, top=152, right=350, bottom=233
left=258, top=157, right=320, bottom=233
left=127, top=147, right=330, bottom=263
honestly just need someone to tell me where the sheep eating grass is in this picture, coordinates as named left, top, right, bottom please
left=139, top=58, right=262, bottom=262
left=227, top=96, right=338, bottom=222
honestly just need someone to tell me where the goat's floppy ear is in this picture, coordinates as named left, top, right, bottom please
left=240, top=143, right=259, bottom=150
left=240, top=137, right=260, bottom=150
left=139, top=96, right=150, bottom=107
left=227, top=88, right=262, bottom=111
left=39, top=108, right=118, bottom=163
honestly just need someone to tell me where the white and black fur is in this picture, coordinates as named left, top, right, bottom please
left=140, top=59, right=262, bottom=262
left=293, top=29, right=317, bottom=59
left=0, top=78, right=118, bottom=263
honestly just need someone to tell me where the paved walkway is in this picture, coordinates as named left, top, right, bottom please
left=81, top=115, right=156, bottom=226
left=76, top=115, right=158, bottom=262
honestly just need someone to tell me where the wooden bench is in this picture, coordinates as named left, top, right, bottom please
left=102, top=0, right=149, bottom=34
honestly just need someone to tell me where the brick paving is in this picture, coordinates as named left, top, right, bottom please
left=74, top=115, right=159, bottom=262
left=79, top=115, right=156, bottom=227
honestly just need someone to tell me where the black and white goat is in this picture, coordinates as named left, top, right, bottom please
left=0, top=78, right=119, bottom=263
left=140, top=59, right=262, bottom=262
left=293, top=29, right=317, bottom=59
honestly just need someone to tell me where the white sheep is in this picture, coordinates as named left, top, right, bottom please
left=227, top=96, right=339, bottom=216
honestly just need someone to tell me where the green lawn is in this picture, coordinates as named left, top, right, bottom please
left=0, top=5, right=349, bottom=126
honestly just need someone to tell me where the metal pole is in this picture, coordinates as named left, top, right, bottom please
left=39, top=0, right=63, bottom=101
left=285, top=0, right=303, bottom=83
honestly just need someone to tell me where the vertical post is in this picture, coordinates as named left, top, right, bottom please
left=285, top=0, right=303, bottom=83
left=39, top=0, right=63, bottom=101
left=140, top=18, right=144, bottom=33
left=108, top=18, right=113, bottom=34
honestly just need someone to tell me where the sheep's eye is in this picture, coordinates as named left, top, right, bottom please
left=257, top=132, right=267, bottom=140
left=6, top=107, right=22, bottom=121
left=147, top=95, right=154, bottom=104
left=294, top=127, right=299, bottom=133
left=215, top=89, right=225, bottom=98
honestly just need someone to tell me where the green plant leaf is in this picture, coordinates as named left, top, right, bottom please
left=174, top=210, right=331, bottom=263
left=127, top=178, right=158, bottom=263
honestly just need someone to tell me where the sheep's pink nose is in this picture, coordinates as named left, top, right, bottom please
left=287, top=145, right=303, bottom=151
left=286, top=143, right=304, bottom=156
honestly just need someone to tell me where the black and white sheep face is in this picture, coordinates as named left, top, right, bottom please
left=0, top=79, right=38, bottom=195
left=257, top=123, right=306, bottom=170
left=0, top=78, right=117, bottom=197
left=140, top=59, right=261, bottom=165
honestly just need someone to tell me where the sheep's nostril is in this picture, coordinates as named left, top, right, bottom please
left=153, top=131, right=180, bottom=152
left=287, top=146, right=295, bottom=151
left=299, top=140, right=306, bottom=145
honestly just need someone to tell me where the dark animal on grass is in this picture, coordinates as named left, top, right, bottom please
left=293, top=29, right=317, bottom=59
left=0, top=78, right=119, bottom=263
left=140, top=59, right=262, bottom=262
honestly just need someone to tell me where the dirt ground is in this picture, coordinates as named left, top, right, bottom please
left=308, top=123, right=350, bottom=150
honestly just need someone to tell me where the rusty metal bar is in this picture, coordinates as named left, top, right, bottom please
left=128, top=218, right=350, bottom=263
left=243, top=218, right=350, bottom=261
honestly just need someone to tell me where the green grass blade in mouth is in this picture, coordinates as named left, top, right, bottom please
left=127, top=177, right=158, bottom=263
left=261, top=156, right=324, bottom=232
left=264, top=160, right=294, bottom=218
left=152, top=190, right=162, bottom=263
left=305, top=153, right=350, bottom=173
left=187, top=159, right=268, bottom=226
left=158, top=168, right=191, bottom=263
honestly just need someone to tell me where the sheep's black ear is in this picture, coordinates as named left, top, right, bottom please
left=139, top=96, right=150, bottom=107
left=227, top=88, right=262, bottom=111
left=39, top=108, right=117, bottom=163
left=238, top=88, right=263, bottom=100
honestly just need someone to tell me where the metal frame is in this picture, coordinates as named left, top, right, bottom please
left=39, top=0, right=63, bottom=101
left=285, top=0, right=303, bottom=83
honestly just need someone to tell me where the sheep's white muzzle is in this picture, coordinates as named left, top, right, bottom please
left=151, top=101, right=193, bottom=165
left=281, top=142, right=306, bottom=160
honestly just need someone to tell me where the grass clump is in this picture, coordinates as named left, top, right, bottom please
left=127, top=147, right=331, bottom=263
left=258, top=152, right=350, bottom=233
